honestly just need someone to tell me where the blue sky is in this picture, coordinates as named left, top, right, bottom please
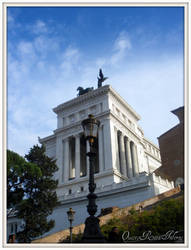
left=7, top=6, right=184, bottom=156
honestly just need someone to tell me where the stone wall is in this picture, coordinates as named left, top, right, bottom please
left=32, top=186, right=181, bottom=243
left=158, top=107, right=184, bottom=182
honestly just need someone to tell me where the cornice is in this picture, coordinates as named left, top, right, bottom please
left=58, top=177, right=150, bottom=205
left=53, top=110, right=110, bottom=135
left=57, top=169, right=114, bottom=188
left=53, top=85, right=141, bottom=122
left=143, top=137, right=160, bottom=150
left=108, top=85, right=141, bottom=121
left=145, top=150, right=161, bottom=163
left=39, top=134, right=56, bottom=144
left=53, top=85, right=110, bottom=114
left=110, top=111, right=141, bottom=143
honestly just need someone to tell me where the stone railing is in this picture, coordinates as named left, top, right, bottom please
left=150, top=172, right=174, bottom=188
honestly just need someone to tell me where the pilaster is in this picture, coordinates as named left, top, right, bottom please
left=63, top=137, right=69, bottom=182
left=124, top=137, right=133, bottom=178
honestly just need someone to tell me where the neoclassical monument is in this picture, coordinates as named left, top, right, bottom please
left=37, top=84, right=174, bottom=236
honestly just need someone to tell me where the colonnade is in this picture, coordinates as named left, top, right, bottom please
left=61, top=132, right=101, bottom=183
left=116, top=130, right=139, bottom=177
left=58, top=123, right=139, bottom=184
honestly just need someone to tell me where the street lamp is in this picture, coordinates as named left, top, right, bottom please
left=67, top=207, right=75, bottom=243
left=81, top=114, right=105, bottom=243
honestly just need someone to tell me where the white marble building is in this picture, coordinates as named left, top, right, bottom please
left=7, top=208, right=24, bottom=242
left=39, top=84, right=174, bottom=237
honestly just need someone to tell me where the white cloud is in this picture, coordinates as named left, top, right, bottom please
left=96, top=58, right=106, bottom=68
left=111, top=31, right=132, bottom=65
left=114, top=31, right=132, bottom=51
left=7, top=13, right=183, bottom=157
left=60, top=47, right=81, bottom=75
left=108, top=55, right=183, bottom=145
left=7, top=13, right=14, bottom=23
left=31, top=20, right=48, bottom=34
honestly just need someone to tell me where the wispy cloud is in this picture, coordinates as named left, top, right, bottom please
left=31, top=20, right=48, bottom=34
left=7, top=8, right=184, bottom=156
left=111, top=31, right=132, bottom=65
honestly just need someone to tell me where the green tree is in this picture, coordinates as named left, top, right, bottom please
left=7, top=145, right=60, bottom=243
left=7, top=150, right=39, bottom=208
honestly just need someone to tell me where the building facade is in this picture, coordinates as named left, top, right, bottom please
left=7, top=208, right=24, bottom=242
left=157, top=106, right=184, bottom=186
left=39, top=85, right=174, bottom=237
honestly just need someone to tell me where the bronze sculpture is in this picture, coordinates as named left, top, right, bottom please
left=97, top=69, right=108, bottom=88
left=77, top=87, right=94, bottom=96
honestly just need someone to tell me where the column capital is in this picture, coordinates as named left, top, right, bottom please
left=124, top=136, right=129, bottom=142
left=63, top=137, right=70, bottom=142
left=74, top=133, right=81, bottom=139
left=118, top=130, right=122, bottom=136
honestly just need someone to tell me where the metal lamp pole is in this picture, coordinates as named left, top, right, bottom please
left=67, top=208, right=75, bottom=243
left=81, top=114, right=105, bottom=243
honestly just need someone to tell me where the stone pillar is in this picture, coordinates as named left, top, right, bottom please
left=55, top=136, right=63, bottom=184
left=63, top=137, right=69, bottom=182
left=98, top=126, right=104, bottom=172
left=118, top=131, right=127, bottom=176
left=102, top=119, right=113, bottom=170
left=110, top=124, right=118, bottom=171
left=75, top=134, right=81, bottom=179
left=134, top=145, right=139, bottom=175
left=124, top=137, right=133, bottom=178
left=115, top=128, right=120, bottom=171
left=131, top=142, right=139, bottom=176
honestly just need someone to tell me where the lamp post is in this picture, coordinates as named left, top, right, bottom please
left=67, top=208, right=75, bottom=243
left=81, top=114, right=105, bottom=243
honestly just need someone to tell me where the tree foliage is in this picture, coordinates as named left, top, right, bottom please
left=100, top=196, right=184, bottom=243
left=7, top=145, right=60, bottom=243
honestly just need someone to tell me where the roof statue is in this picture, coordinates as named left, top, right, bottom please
left=97, top=69, right=108, bottom=88
left=76, top=69, right=108, bottom=96
left=77, top=86, right=94, bottom=96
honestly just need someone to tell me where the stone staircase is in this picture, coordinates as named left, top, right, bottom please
left=32, top=186, right=182, bottom=243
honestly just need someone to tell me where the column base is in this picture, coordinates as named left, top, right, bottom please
left=82, top=216, right=106, bottom=243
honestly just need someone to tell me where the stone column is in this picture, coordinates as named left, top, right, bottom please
left=75, top=134, right=81, bottom=179
left=98, top=126, right=104, bottom=172
left=110, top=125, right=118, bottom=171
left=118, top=131, right=127, bottom=176
left=124, top=137, right=133, bottom=178
left=134, top=145, right=139, bottom=175
left=63, top=137, right=69, bottom=182
left=131, top=142, right=139, bottom=176
left=102, top=119, right=113, bottom=170
left=55, top=136, right=63, bottom=184
left=115, top=128, right=120, bottom=171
